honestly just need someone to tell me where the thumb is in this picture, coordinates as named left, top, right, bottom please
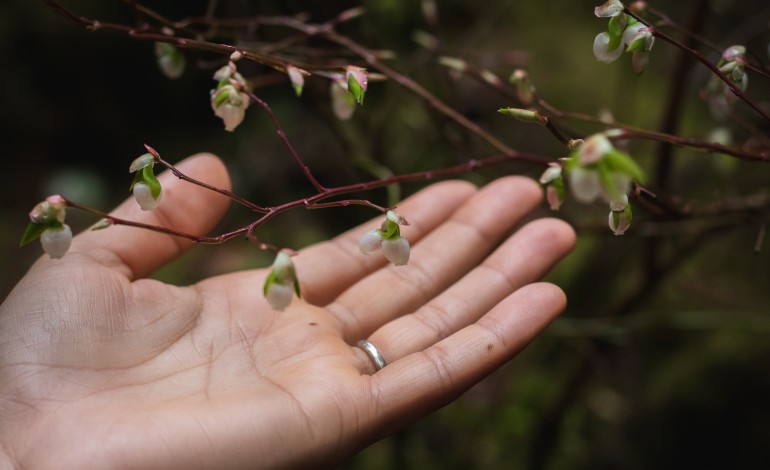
left=74, top=152, right=232, bottom=279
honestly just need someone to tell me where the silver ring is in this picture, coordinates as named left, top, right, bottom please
left=356, top=339, right=387, bottom=371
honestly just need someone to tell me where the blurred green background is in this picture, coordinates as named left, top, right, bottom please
left=3, top=0, right=770, bottom=468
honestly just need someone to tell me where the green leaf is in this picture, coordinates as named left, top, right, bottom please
left=263, top=270, right=278, bottom=296
left=293, top=277, right=302, bottom=298
left=142, top=165, right=162, bottom=199
left=605, top=149, right=646, bottom=183
left=380, top=219, right=401, bottom=240
left=20, top=221, right=62, bottom=247
left=347, top=74, right=365, bottom=105
left=607, top=14, right=628, bottom=52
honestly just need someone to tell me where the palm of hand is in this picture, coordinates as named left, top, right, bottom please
left=1, top=154, right=574, bottom=469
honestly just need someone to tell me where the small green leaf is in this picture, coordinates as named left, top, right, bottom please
left=293, top=277, right=302, bottom=298
left=142, top=166, right=162, bottom=199
left=607, top=14, right=628, bottom=52
left=605, top=149, right=646, bottom=183
left=263, top=270, right=278, bottom=296
left=347, top=74, right=365, bottom=105
left=20, top=221, right=61, bottom=247
left=380, top=219, right=401, bottom=240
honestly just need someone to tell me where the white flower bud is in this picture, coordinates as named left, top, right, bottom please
left=155, top=43, right=185, bottom=79
left=287, top=66, right=306, bottom=97
left=594, top=32, right=624, bottom=63
left=609, top=193, right=628, bottom=212
left=539, top=166, right=562, bottom=184
left=608, top=208, right=631, bottom=236
left=578, top=134, right=613, bottom=164
left=381, top=237, right=410, bottom=266
left=129, top=153, right=155, bottom=173
left=569, top=167, right=603, bottom=204
left=41, top=224, right=72, bottom=259
left=133, top=181, right=162, bottom=211
left=359, top=229, right=384, bottom=254
left=265, top=282, right=294, bottom=311
left=216, top=103, right=246, bottom=132
left=331, top=81, right=356, bottom=120
left=263, top=251, right=300, bottom=311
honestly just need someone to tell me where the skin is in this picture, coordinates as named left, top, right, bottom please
left=0, top=153, right=575, bottom=469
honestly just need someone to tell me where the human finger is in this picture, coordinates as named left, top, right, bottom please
left=366, top=282, right=565, bottom=429
left=363, top=218, right=575, bottom=365
left=295, top=180, right=477, bottom=305
left=73, top=153, right=232, bottom=280
left=328, top=176, right=543, bottom=341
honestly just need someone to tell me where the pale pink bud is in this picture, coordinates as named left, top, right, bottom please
left=41, top=224, right=72, bottom=259
left=578, top=134, right=613, bottom=165
left=286, top=66, right=306, bottom=97
left=265, top=282, right=294, bottom=311
left=381, top=237, right=410, bottom=266
left=345, top=66, right=368, bottom=92
left=594, top=32, right=624, bottom=63
left=594, top=0, right=625, bottom=18
left=359, top=229, right=384, bottom=254
left=133, top=181, right=162, bottom=211
left=722, top=45, right=746, bottom=63
left=546, top=185, right=563, bottom=211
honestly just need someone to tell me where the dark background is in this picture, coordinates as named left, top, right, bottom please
left=3, top=1, right=770, bottom=468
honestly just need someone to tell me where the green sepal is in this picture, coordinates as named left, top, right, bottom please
left=379, top=219, right=401, bottom=240
left=607, top=14, right=628, bottom=52
left=263, top=270, right=278, bottom=297
left=605, top=149, right=646, bottom=183
left=142, top=165, right=162, bottom=199
left=213, top=86, right=231, bottom=107
left=597, top=161, right=620, bottom=200
left=347, top=74, right=365, bottom=105
left=262, top=266, right=302, bottom=299
left=293, top=277, right=302, bottom=298
left=129, top=171, right=144, bottom=192
left=20, top=221, right=59, bottom=247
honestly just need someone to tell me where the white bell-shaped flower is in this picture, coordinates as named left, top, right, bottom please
left=609, top=209, right=631, bottom=236
left=569, top=167, right=603, bottom=203
left=359, top=229, right=384, bottom=254
left=41, top=224, right=72, bottom=259
left=594, top=32, right=624, bottom=63
left=265, top=282, right=295, bottom=311
left=381, top=237, right=410, bottom=266
left=133, top=181, right=162, bottom=211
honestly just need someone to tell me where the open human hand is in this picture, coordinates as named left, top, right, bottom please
left=0, top=153, right=575, bottom=469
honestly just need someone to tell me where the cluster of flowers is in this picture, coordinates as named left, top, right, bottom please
left=262, top=210, right=410, bottom=310
left=210, top=55, right=252, bottom=132
left=704, top=45, right=749, bottom=118
left=592, top=0, right=655, bottom=74
left=539, top=133, right=644, bottom=236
